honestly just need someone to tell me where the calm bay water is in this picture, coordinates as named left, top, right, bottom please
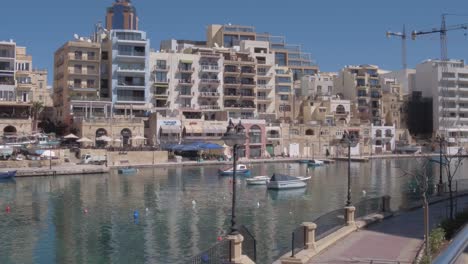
left=0, top=159, right=467, bottom=264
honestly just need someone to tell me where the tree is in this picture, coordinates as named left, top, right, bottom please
left=30, top=101, right=45, bottom=133
left=442, top=147, right=464, bottom=220
left=399, top=158, right=433, bottom=261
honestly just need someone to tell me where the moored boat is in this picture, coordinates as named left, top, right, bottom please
left=218, top=164, right=251, bottom=176
left=0, top=170, right=16, bottom=179
left=297, top=160, right=310, bottom=164
left=246, top=176, right=270, bottom=185
left=307, top=159, right=324, bottom=167
left=267, top=174, right=306, bottom=190
left=118, top=167, right=138, bottom=175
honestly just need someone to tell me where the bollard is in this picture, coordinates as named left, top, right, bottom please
left=344, top=206, right=356, bottom=226
left=226, top=233, right=244, bottom=264
left=302, top=222, right=317, bottom=250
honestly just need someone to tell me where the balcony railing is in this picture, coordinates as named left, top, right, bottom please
left=199, top=92, right=220, bottom=97
left=70, top=96, right=111, bottom=102
left=178, top=79, right=193, bottom=85
left=154, top=78, right=170, bottom=84
left=258, top=85, right=273, bottom=90
left=116, top=96, right=145, bottom=102
left=200, top=79, right=220, bottom=84
left=200, top=105, right=221, bottom=110
left=118, top=51, right=145, bottom=57
left=200, top=65, right=219, bottom=71
left=178, top=67, right=194, bottom=72
left=154, top=65, right=169, bottom=71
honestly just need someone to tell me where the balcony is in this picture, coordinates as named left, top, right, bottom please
left=224, top=101, right=256, bottom=110
left=178, top=79, right=194, bottom=86
left=241, top=68, right=256, bottom=76
left=70, top=96, right=111, bottom=102
left=258, top=84, right=273, bottom=90
left=117, top=82, right=146, bottom=88
left=154, top=78, right=170, bottom=84
left=178, top=91, right=194, bottom=98
left=224, top=92, right=240, bottom=98
left=224, top=81, right=240, bottom=88
left=116, top=51, right=146, bottom=59
left=240, top=93, right=255, bottom=99
left=200, top=65, right=219, bottom=72
left=117, top=66, right=145, bottom=74
left=199, top=79, right=220, bottom=85
left=199, top=52, right=220, bottom=59
left=257, top=96, right=272, bottom=102
left=199, top=92, right=220, bottom=98
left=154, top=65, right=169, bottom=71
left=178, top=67, right=194, bottom=73
left=200, top=105, right=221, bottom=110
left=70, top=86, right=98, bottom=92
left=116, top=96, right=146, bottom=103
left=241, top=80, right=256, bottom=87
left=69, top=69, right=99, bottom=76
left=153, top=90, right=169, bottom=97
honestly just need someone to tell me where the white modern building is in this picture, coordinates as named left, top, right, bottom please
left=371, top=124, right=396, bottom=154
left=0, top=40, right=16, bottom=101
left=300, top=72, right=336, bottom=98
left=108, top=30, right=151, bottom=117
left=414, top=59, right=468, bottom=144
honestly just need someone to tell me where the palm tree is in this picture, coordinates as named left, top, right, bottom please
left=30, top=101, right=45, bottom=133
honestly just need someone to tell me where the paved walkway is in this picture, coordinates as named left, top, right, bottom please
left=307, top=196, right=468, bottom=264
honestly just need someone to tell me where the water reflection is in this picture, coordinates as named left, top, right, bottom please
left=0, top=159, right=466, bottom=264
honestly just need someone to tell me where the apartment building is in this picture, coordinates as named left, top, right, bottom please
left=414, top=59, right=468, bottom=144
left=0, top=41, right=51, bottom=135
left=206, top=24, right=318, bottom=80
left=106, top=30, right=151, bottom=117
left=53, top=40, right=109, bottom=127
left=334, top=65, right=383, bottom=126
left=300, top=72, right=336, bottom=98
left=275, top=67, right=294, bottom=123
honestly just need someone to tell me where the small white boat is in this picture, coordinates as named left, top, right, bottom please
left=246, top=176, right=270, bottom=185
left=307, top=159, right=324, bottom=167
left=297, top=176, right=311, bottom=181
left=267, top=174, right=307, bottom=190
left=218, top=164, right=251, bottom=176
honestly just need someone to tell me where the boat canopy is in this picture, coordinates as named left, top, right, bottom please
left=270, top=174, right=298, bottom=181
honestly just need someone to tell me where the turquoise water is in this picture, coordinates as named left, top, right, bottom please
left=0, top=159, right=466, bottom=264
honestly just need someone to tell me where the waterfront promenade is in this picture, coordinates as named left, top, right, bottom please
left=306, top=196, right=468, bottom=264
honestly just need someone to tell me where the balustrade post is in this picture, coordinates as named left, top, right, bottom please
left=302, top=222, right=317, bottom=250
left=226, top=234, right=244, bottom=263
left=382, top=195, right=391, bottom=213
left=344, top=206, right=356, bottom=226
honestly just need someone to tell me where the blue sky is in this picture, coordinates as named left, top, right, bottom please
left=2, top=0, right=468, bottom=84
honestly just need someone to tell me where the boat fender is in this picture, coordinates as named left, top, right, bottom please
left=257, top=202, right=260, bottom=208
left=192, top=200, right=196, bottom=208
left=217, top=236, right=223, bottom=241
left=133, top=210, right=139, bottom=219
left=6, top=205, right=10, bottom=213
left=83, top=208, right=88, bottom=214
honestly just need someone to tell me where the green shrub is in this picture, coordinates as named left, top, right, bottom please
left=419, top=255, right=431, bottom=264
left=429, top=228, right=446, bottom=253
left=440, top=209, right=468, bottom=239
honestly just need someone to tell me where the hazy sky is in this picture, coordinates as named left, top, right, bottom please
left=2, top=0, right=468, bottom=84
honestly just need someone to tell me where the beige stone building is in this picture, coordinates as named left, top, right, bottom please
left=53, top=40, right=108, bottom=128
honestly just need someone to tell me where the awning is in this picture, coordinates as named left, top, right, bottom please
left=180, top=59, right=193, bottom=64
left=204, top=126, right=225, bottom=134
left=185, top=125, right=203, bottom=134
left=160, top=125, right=181, bottom=134
left=266, top=127, right=280, bottom=131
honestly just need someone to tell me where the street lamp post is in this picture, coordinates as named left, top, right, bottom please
left=222, top=119, right=247, bottom=235
left=341, top=131, right=359, bottom=206
left=436, top=135, right=445, bottom=195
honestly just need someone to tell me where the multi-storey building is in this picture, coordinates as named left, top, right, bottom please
left=53, top=40, right=109, bottom=127
left=414, top=59, right=468, bottom=145
left=334, top=65, right=383, bottom=125
left=275, top=67, right=294, bottom=123
left=206, top=24, right=318, bottom=80
left=106, top=0, right=139, bottom=31
left=0, top=41, right=50, bottom=135
left=300, top=72, right=336, bottom=98
left=105, top=30, right=151, bottom=117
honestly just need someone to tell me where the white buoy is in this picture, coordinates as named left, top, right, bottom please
left=192, top=200, right=196, bottom=208
left=256, top=202, right=260, bottom=208
left=145, top=208, right=149, bottom=212
left=289, top=211, right=292, bottom=215
left=362, top=190, right=367, bottom=197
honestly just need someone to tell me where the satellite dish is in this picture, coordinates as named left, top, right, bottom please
left=74, top=34, right=79, bottom=40
left=79, top=37, right=84, bottom=41
left=87, top=39, right=92, bottom=43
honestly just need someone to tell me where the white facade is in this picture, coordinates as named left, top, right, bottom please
left=371, top=124, right=396, bottom=153
left=301, top=72, right=336, bottom=98
left=414, top=59, right=468, bottom=142
left=110, top=30, right=151, bottom=115
left=0, top=41, right=16, bottom=100
left=380, top=68, right=415, bottom=95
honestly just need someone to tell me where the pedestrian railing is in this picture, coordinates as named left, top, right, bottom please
left=190, top=239, right=231, bottom=264
left=354, top=196, right=385, bottom=219
left=238, top=225, right=256, bottom=262
left=290, top=225, right=306, bottom=257
left=313, top=208, right=346, bottom=240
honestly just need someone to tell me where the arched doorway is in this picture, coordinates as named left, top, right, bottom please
left=336, top=105, right=346, bottom=114
left=305, top=129, right=314, bottom=136
left=95, top=128, right=108, bottom=148
left=121, top=128, right=132, bottom=147
left=3, top=126, right=17, bottom=136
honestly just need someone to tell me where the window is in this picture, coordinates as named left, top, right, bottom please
left=87, top=65, right=95, bottom=73
left=156, top=72, right=167, bottom=82
left=277, top=86, right=290, bottom=93
left=74, top=65, right=82, bottom=73
left=74, top=79, right=81, bottom=87
left=101, top=51, right=108, bottom=60
left=276, top=77, right=291, bottom=83
left=290, top=129, right=299, bottom=135
left=305, top=129, right=314, bottom=136
left=87, top=52, right=95, bottom=60
left=258, top=79, right=267, bottom=85
left=249, top=125, right=262, bottom=144
left=317, top=85, right=322, bottom=94
left=279, top=105, right=291, bottom=112
left=275, top=53, right=287, bottom=66
left=87, top=79, right=95, bottom=88
left=280, top=95, right=289, bottom=101
left=74, top=51, right=82, bottom=60
left=156, top=60, right=167, bottom=69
